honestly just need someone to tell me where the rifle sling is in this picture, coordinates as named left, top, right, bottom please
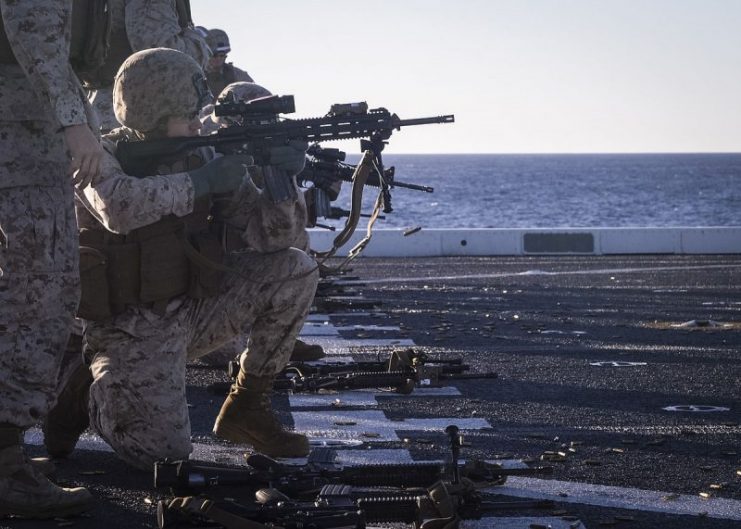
left=344, top=158, right=386, bottom=265
left=313, top=150, right=372, bottom=261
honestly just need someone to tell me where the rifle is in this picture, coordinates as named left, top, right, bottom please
left=115, top=95, right=453, bottom=205
left=209, top=350, right=498, bottom=396
left=158, top=485, right=555, bottom=529
left=154, top=454, right=552, bottom=497
left=299, top=144, right=434, bottom=201
left=157, top=493, right=369, bottom=529
left=156, top=427, right=555, bottom=528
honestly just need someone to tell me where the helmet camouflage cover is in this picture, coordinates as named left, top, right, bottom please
left=113, top=48, right=213, bottom=132
left=215, top=82, right=273, bottom=125
left=206, top=28, right=231, bottom=54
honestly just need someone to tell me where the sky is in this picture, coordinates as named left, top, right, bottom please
left=191, top=1, right=741, bottom=154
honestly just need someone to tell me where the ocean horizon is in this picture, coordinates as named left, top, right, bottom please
left=325, top=153, right=741, bottom=230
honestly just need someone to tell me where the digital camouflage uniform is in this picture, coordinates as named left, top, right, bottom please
left=78, top=49, right=318, bottom=470
left=0, top=0, right=92, bottom=430
left=206, top=62, right=255, bottom=102
left=76, top=130, right=316, bottom=470
left=197, top=81, right=314, bottom=368
left=204, top=28, right=254, bottom=99
left=87, top=0, right=210, bottom=131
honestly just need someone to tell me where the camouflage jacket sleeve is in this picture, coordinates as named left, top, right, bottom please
left=219, top=168, right=309, bottom=253
left=125, top=0, right=211, bottom=68
left=0, top=0, right=88, bottom=127
left=78, top=141, right=195, bottom=234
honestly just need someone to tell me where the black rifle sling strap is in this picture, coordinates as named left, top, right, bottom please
left=175, top=0, right=193, bottom=28
left=313, top=150, right=373, bottom=263
left=343, top=157, right=387, bottom=266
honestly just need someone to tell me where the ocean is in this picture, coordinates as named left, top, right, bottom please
left=325, top=153, right=741, bottom=229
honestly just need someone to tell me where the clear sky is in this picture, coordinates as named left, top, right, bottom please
left=191, top=1, right=741, bottom=154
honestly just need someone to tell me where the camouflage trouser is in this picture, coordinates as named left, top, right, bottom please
left=85, top=247, right=318, bottom=470
left=0, top=185, right=80, bottom=428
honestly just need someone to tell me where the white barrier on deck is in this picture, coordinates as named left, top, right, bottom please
left=308, top=227, right=741, bottom=257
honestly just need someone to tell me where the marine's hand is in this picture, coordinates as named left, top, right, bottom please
left=315, top=178, right=343, bottom=201
left=64, top=124, right=104, bottom=188
left=188, top=154, right=253, bottom=199
left=269, top=139, right=308, bottom=176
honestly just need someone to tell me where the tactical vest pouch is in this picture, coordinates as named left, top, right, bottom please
left=139, top=232, right=190, bottom=304
left=78, top=246, right=112, bottom=321
left=106, top=242, right=141, bottom=310
left=187, top=232, right=225, bottom=299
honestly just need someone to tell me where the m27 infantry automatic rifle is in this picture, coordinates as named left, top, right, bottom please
left=155, top=426, right=555, bottom=529
left=299, top=143, right=433, bottom=208
left=115, top=95, right=454, bottom=205
left=154, top=452, right=552, bottom=497
left=208, top=349, right=498, bottom=395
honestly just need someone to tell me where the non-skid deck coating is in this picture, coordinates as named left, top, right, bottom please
left=7, top=254, right=741, bottom=529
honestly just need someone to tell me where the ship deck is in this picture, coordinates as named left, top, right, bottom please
left=10, top=254, right=741, bottom=529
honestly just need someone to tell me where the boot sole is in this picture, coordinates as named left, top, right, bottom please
left=213, top=423, right=309, bottom=458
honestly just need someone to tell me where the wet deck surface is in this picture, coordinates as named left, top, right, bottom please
left=9, top=254, right=741, bottom=529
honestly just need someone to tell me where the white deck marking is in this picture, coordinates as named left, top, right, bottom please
left=288, top=387, right=462, bottom=408
left=292, top=410, right=490, bottom=441
left=25, top=428, right=114, bottom=454
left=300, top=336, right=416, bottom=353
left=312, top=312, right=380, bottom=318
left=461, top=518, right=585, bottom=529
left=324, top=449, right=528, bottom=470
left=491, top=477, right=741, bottom=521
left=301, top=322, right=401, bottom=336
left=301, top=322, right=340, bottom=336
left=337, top=263, right=741, bottom=285
left=574, top=424, right=741, bottom=434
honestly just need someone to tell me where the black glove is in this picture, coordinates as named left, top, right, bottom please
left=188, top=154, right=253, bottom=198
left=268, top=139, right=308, bottom=176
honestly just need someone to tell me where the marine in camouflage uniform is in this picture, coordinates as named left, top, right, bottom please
left=87, top=0, right=211, bottom=132
left=198, top=81, right=324, bottom=368
left=204, top=28, right=255, bottom=98
left=0, top=0, right=94, bottom=518
left=75, top=48, right=317, bottom=470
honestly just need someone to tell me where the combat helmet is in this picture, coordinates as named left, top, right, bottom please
left=113, top=47, right=213, bottom=132
left=206, top=29, right=231, bottom=55
left=215, top=82, right=273, bottom=126
left=218, top=82, right=272, bottom=106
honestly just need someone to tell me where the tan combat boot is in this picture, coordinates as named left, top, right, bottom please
left=289, top=339, right=325, bottom=362
left=0, top=425, right=93, bottom=518
left=213, top=372, right=309, bottom=457
left=42, top=361, right=93, bottom=458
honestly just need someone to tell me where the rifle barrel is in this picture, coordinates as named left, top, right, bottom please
left=397, top=115, right=455, bottom=127
left=392, top=180, right=435, bottom=192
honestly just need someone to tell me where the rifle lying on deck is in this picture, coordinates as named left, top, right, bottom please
left=207, top=349, right=498, bottom=396
left=154, top=453, right=553, bottom=497
left=158, top=485, right=555, bottom=529
left=115, top=95, right=453, bottom=205
left=156, top=426, right=555, bottom=529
